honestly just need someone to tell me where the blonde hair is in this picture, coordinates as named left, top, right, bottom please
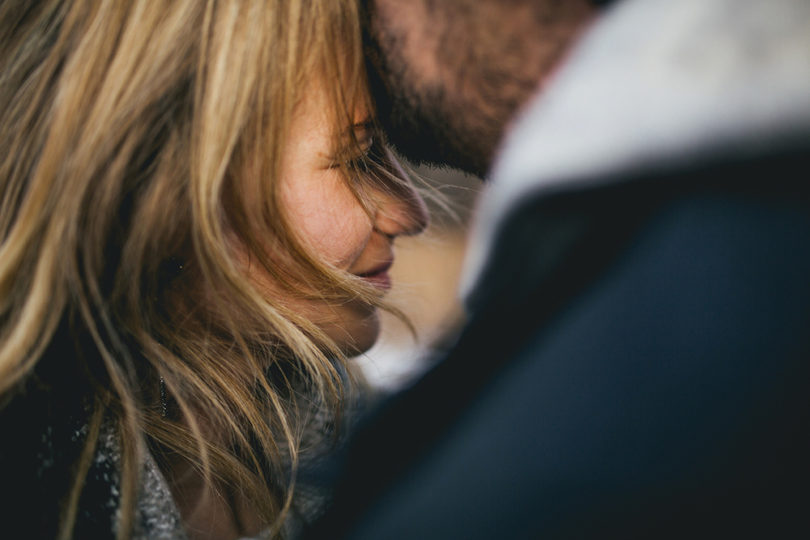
left=0, top=0, right=402, bottom=537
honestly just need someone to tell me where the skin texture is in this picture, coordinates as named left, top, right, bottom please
left=365, top=0, right=595, bottom=177
left=180, top=85, right=428, bottom=540
left=247, top=82, right=429, bottom=355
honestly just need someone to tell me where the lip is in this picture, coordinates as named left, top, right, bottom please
left=356, top=260, right=394, bottom=291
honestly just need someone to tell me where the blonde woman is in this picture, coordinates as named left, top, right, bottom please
left=0, top=1, right=427, bottom=539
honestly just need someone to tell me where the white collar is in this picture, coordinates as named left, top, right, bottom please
left=460, top=0, right=810, bottom=300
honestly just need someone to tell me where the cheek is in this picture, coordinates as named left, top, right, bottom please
left=281, top=173, right=373, bottom=268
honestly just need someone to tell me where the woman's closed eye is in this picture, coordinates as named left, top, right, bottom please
left=328, top=135, right=374, bottom=170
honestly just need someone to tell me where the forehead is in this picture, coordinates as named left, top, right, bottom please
left=291, top=78, right=371, bottom=144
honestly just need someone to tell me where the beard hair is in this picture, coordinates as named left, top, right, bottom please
left=364, top=0, right=594, bottom=178
left=364, top=19, right=511, bottom=178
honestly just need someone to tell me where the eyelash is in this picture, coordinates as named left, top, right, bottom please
left=329, top=137, right=375, bottom=170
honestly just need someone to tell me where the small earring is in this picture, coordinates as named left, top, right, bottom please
left=159, top=376, right=168, bottom=418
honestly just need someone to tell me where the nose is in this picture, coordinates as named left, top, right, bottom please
left=372, top=177, right=429, bottom=238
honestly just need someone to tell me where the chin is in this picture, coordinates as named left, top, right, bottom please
left=329, top=302, right=382, bottom=356
left=345, top=312, right=382, bottom=356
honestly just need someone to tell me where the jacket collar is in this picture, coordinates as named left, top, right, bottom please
left=460, top=0, right=810, bottom=301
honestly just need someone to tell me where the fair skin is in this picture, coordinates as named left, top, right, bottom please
left=180, top=84, right=427, bottom=540
left=262, top=82, right=428, bottom=353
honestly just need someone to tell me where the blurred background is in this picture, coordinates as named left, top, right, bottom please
left=353, top=162, right=482, bottom=391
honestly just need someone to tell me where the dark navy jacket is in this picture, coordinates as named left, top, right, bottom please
left=305, top=0, right=810, bottom=537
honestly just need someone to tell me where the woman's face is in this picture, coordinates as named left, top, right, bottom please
left=252, top=84, right=428, bottom=354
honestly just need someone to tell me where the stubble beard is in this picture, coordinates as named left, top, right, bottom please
left=365, top=0, right=595, bottom=179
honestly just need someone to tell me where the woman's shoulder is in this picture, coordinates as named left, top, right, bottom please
left=95, top=424, right=188, bottom=540
left=0, top=391, right=186, bottom=539
left=0, top=386, right=79, bottom=537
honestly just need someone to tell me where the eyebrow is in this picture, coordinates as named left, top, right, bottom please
left=348, top=117, right=375, bottom=135
left=335, top=118, right=375, bottom=154
left=354, top=115, right=374, bottom=126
